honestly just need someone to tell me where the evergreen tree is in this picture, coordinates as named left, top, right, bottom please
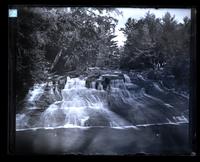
left=16, top=7, right=120, bottom=101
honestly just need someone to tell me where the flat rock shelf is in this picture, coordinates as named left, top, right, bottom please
left=16, top=123, right=190, bottom=155
left=16, top=70, right=191, bottom=155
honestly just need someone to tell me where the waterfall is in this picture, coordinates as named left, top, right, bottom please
left=40, top=76, right=131, bottom=128
left=27, top=83, right=46, bottom=103
left=124, top=74, right=131, bottom=83
left=16, top=70, right=189, bottom=131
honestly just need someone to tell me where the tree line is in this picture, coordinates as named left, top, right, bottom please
left=121, top=11, right=190, bottom=69
left=120, top=11, right=190, bottom=92
left=16, top=7, right=120, bottom=101
left=15, top=7, right=191, bottom=101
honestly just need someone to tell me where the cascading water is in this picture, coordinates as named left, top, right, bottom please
left=40, top=76, right=131, bottom=128
left=15, top=69, right=190, bottom=154
left=16, top=70, right=189, bottom=131
left=26, top=83, right=47, bottom=109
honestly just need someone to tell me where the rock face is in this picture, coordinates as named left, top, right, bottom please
left=85, top=74, right=100, bottom=89
left=16, top=124, right=190, bottom=155
left=35, top=91, right=57, bottom=109
left=21, top=75, right=67, bottom=111
left=16, top=68, right=190, bottom=155
left=16, top=68, right=189, bottom=130
left=86, top=72, right=125, bottom=91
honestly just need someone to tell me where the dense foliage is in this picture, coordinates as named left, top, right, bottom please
left=15, top=8, right=191, bottom=101
left=16, top=7, right=120, bottom=100
left=120, top=12, right=191, bottom=92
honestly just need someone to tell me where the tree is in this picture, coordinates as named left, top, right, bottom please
left=120, top=11, right=191, bottom=92
left=120, top=12, right=162, bottom=69
left=16, top=7, right=120, bottom=102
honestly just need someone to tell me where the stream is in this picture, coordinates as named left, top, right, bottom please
left=15, top=68, right=191, bottom=155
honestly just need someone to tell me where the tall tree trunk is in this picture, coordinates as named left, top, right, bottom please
left=50, top=49, right=63, bottom=72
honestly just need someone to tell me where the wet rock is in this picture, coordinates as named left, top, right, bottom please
left=85, top=74, right=100, bottom=88
left=84, top=113, right=110, bottom=126
left=35, top=91, right=57, bottom=109
left=86, top=73, right=126, bottom=91
left=107, top=92, right=133, bottom=120
left=147, top=70, right=158, bottom=80
left=161, top=75, right=176, bottom=89
left=57, top=78, right=66, bottom=91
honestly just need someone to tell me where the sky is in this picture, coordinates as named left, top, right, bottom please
left=111, top=8, right=191, bottom=47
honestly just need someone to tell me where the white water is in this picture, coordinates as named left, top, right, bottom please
left=16, top=121, right=188, bottom=132
left=40, top=76, right=131, bottom=128
left=16, top=72, right=189, bottom=131
left=124, top=74, right=131, bottom=83
left=27, top=83, right=46, bottom=102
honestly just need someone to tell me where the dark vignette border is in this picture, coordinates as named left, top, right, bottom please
left=5, top=0, right=199, bottom=159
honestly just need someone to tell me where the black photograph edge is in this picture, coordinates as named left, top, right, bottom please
left=5, top=0, right=199, bottom=159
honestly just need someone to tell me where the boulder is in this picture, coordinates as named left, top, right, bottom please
left=147, top=70, right=158, bottom=80
left=84, top=112, right=110, bottom=126
left=85, top=74, right=100, bottom=88
left=35, top=90, right=57, bottom=109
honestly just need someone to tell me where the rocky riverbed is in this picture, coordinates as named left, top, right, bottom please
left=16, top=68, right=190, bottom=155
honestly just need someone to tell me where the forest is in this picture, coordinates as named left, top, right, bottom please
left=15, top=7, right=190, bottom=105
